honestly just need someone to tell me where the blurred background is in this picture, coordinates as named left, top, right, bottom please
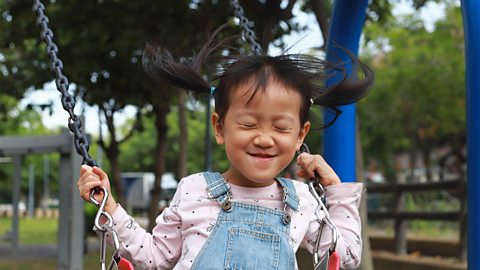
left=0, top=0, right=467, bottom=269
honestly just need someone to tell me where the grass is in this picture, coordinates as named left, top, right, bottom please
left=0, top=251, right=114, bottom=270
left=0, top=217, right=57, bottom=245
left=0, top=217, right=115, bottom=269
left=367, top=220, right=460, bottom=241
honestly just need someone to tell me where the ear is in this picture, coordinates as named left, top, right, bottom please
left=211, top=112, right=225, bottom=145
left=295, top=121, right=310, bottom=151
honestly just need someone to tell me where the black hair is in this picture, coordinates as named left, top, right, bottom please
left=142, top=30, right=374, bottom=127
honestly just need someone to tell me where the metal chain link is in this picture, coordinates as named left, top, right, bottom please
left=32, top=0, right=97, bottom=166
left=230, top=0, right=262, bottom=55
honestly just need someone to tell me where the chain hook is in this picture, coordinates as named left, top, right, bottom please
left=90, top=187, right=134, bottom=270
left=90, top=187, right=114, bottom=231
left=299, top=143, right=339, bottom=269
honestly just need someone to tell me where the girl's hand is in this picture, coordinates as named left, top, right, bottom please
left=296, top=153, right=341, bottom=186
left=78, top=165, right=118, bottom=214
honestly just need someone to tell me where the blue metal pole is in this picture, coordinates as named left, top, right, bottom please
left=461, top=1, right=480, bottom=268
left=324, top=0, right=369, bottom=182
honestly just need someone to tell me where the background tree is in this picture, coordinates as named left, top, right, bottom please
left=1, top=0, right=307, bottom=229
left=359, top=3, right=465, bottom=181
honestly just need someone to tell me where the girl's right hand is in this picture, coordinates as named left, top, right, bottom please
left=296, top=153, right=341, bottom=186
left=78, top=165, right=118, bottom=214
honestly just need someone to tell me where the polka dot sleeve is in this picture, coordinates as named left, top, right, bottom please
left=301, top=182, right=363, bottom=270
left=109, top=180, right=186, bottom=269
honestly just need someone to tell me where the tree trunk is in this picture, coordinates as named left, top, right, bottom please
left=177, top=90, right=188, bottom=179
left=148, top=106, right=169, bottom=231
left=103, top=111, right=126, bottom=206
left=421, top=144, right=432, bottom=182
left=408, top=137, right=417, bottom=182
left=107, top=143, right=125, bottom=206
left=356, top=117, right=375, bottom=270
left=310, top=0, right=331, bottom=47
left=98, top=106, right=142, bottom=209
left=242, top=0, right=297, bottom=53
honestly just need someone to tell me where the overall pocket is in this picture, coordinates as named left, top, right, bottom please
left=225, top=227, right=280, bottom=270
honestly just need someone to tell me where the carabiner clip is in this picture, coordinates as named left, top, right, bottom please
left=90, top=187, right=114, bottom=231
left=299, top=143, right=339, bottom=270
left=90, top=187, right=134, bottom=270
left=313, top=219, right=340, bottom=270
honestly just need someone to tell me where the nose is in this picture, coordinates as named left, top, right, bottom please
left=253, top=131, right=274, bottom=148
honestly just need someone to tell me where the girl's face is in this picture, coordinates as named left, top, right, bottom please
left=212, top=79, right=310, bottom=187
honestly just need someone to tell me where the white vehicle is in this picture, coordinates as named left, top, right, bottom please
left=122, top=172, right=177, bottom=211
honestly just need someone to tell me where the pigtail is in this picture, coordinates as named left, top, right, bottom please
left=311, top=48, right=375, bottom=108
left=312, top=59, right=374, bottom=107
left=142, top=26, right=228, bottom=94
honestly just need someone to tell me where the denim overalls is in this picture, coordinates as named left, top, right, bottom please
left=191, top=172, right=300, bottom=270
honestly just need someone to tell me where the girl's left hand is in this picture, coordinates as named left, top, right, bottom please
left=296, top=153, right=341, bottom=186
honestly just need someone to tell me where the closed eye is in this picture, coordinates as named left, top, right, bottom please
left=239, top=123, right=256, bottom=128
left=273, top=118, right=295, bottom=132
left=275, top=126, right=292, bottom=132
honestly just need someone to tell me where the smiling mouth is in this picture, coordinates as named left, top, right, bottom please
left=248, top=153, right=276, bottom=159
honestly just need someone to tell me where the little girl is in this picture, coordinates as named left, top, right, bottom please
left=78, top=36, right=374, bottom=269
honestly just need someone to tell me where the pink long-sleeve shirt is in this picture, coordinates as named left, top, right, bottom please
left=107, top=173, right=363, bottom=269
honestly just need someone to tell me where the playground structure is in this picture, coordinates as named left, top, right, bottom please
left=367, top=178, right=467, bottom=261
left=0, top=129, right=84, bottom=269
left=0, top=0, right=479, bottom=269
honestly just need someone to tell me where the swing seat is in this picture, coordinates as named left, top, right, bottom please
left=109, top=256, right=135, bottom=270
left=328, top=251, right=340, bottom=270
left=117, top=257, right=135, bottom=270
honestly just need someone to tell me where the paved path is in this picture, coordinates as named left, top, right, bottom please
left=0, top=243, right=57, bottom=260
left=0, top=238, right=100, bottom=261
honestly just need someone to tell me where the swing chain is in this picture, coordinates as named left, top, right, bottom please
left=230, top=0, right=262, bottom=55
left=32, top=0, right=97, bottom=167
left=32, top=3, right=132, bottom=269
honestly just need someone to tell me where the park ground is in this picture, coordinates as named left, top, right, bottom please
left=0, top=217, right=467, bottom=270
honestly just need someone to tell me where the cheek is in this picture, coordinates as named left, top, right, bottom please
left=294, top=137, right=303, bottom=150
left=278, top=134, right=302, bottom=151
left=223, top=132, right=244, bottom=149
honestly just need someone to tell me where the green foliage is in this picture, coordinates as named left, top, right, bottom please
left=0, top=97, right=60, bottom=204
left=0, top=0, right=52, bottom=99
left=84, top=203, right=98, bottom=237
left=1, top=0, right=301, bottom=111
left=404, top=191, right=461, bottom=237
left=0, top=95, right=52, bottom=135
left=119, top=99, right=230, bottom=178
left=359, top=4, right=465, bottom=178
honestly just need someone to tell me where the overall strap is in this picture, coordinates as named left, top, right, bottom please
left=203, top=172, right=231, bottom=203
left=276, top=178, right=300, bottom=211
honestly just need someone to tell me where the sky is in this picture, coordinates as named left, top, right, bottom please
left=19, top=0, right=447, bottom=136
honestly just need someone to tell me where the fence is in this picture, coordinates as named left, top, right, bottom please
left=366, top=178, right=467, bottom=262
